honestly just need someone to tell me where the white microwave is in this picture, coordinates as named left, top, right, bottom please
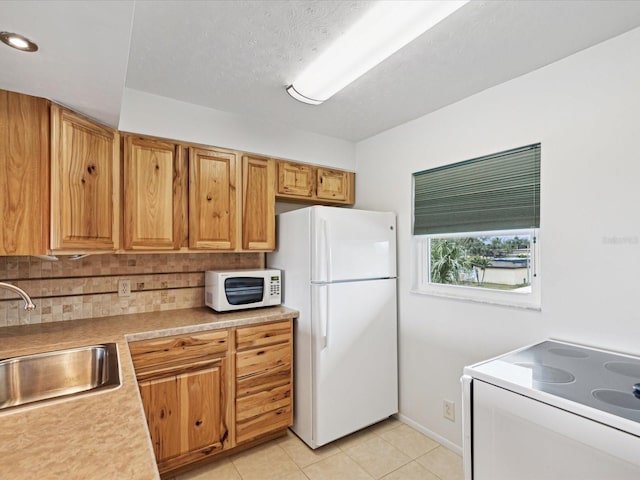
left=205, top=269, right=281, bottom=312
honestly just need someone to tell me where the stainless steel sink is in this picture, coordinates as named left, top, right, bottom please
left=0, top=343, right=120, bottom=410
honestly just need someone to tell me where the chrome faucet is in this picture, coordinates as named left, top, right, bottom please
left=0, top=282, right=36, bottom=311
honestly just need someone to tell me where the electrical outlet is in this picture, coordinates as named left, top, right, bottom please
left=443, top=399, right=455, bottom=422
left=118, top=279, right=131, bottom=298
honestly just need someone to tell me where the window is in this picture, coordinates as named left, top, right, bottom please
left=412, top=144, right=541, bottom=309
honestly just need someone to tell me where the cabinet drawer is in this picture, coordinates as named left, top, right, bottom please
left=236, top=320, right=291, bottom=351
left=130, top=330, right=229, bottom=377
left=236, top=384, right=292, bottom=422
left=236, top=343, right=291, bottom=397
left=236, top=403, right=293, bottom=444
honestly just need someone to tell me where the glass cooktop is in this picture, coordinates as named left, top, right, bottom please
left=469, top=340, right=640, bottom=425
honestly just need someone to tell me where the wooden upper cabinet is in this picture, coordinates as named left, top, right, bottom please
left=277, top=161, right=314, bottom=198
left=275, top=160, right=355, bottom=205
left=0, top=90, right=50, bottom=255
left=123, top=136, right=184, bottom=250
left=189, top=147, right=239, bottom=250
left=242, top=155, right=275, bottom=251
left=50, top=105, right=119, bottom=251
left=316, top=167, right=354, bottom=203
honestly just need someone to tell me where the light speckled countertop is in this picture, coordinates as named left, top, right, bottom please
left=0, top=306, right=298, bottom=480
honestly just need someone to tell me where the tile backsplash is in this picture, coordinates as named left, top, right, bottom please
left=0, top=253, right=263, bottom=327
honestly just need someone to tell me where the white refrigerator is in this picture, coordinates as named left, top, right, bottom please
left=267, top=206, right=398, bottom=448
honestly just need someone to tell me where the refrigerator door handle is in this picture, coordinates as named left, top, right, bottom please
left=319, top=285, right=329, bottom=349
left=322, top=285, right=329, bottom=349
left=318, top=218, right=331, bottom=283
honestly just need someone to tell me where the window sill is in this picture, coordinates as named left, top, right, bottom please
left=410, top=286, right=542, bottom=311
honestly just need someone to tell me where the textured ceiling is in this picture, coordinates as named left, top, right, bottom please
left=0, top=0, right=133, bottom=126
left=2, top=1, right=640, bottom=141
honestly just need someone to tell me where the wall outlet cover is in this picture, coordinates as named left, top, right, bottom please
left=118, top=279, right=131, bottom=297
left=443, top=399, right=455, bottom=422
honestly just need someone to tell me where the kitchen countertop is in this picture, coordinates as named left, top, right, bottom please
left=0, top=306, right=299, bottom=480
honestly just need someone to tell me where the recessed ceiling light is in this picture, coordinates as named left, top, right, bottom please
left=0, top=32, right=38, bottom=52
left=286, top=0, right=469, bottom=105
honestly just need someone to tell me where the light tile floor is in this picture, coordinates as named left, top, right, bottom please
left=174, top=418, right=463, bottom=480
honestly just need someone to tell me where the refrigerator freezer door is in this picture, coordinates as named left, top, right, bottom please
left=311, top=278, right=398, bottom=447
left=311, top=207, right=396, bottom=283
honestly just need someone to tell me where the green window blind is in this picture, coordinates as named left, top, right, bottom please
left=413, top=143, right=540, bottom=235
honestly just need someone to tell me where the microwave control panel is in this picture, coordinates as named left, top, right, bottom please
left=269, top=274, right=281, bottom=302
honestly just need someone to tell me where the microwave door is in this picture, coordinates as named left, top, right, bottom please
left=225, top=277, right=264, bottom=305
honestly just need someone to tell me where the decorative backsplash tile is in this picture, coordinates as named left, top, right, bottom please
left=0, top=253, right=263, bottom=327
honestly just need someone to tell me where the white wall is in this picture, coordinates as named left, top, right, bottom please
left=355, top=27, right=640, bottom=449
left=119, top=88, right=356, bottom=171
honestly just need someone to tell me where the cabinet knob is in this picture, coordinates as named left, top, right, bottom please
left=206, top=195, right=212, bottom=202
left=195, top=420, right=203, bottom=427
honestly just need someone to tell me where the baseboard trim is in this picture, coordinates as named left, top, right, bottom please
left=395, top=414, right=463, bottom=456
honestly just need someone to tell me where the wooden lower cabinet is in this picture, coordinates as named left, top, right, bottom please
left=235, top=321, right=293, bottom=445
left=138, top=360, right=228, bottom=473
left=130, top=318, right=293, bottom=477
left=130, top=330, right=230, bottom=475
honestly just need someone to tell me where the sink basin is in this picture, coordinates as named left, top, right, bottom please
left=0, top=343, right=120, bottom=410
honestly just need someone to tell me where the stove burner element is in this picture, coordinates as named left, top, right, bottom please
left=515, top=363, right=576, bottom=384
left=592, top=389, right=640, bottom=410
left=548, top=347, right=589, bottom=358
left=604, top=361, right=640, bottom=379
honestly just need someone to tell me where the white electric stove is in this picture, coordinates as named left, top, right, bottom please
left=462, top=340, right=640, bottom=480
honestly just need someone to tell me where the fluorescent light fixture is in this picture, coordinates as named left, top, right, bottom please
left=286, top=0, right=468, bottom=105
left=0, top=32, right=38, bottom=52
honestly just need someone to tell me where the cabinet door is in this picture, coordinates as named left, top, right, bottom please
left=277, top=161, right=314, bottom=197
left=316, top=167, right=353, bottom=203
left=124, top=136, right=183, bottom=250
left=189, top=147, right=238, bottom=250
left=0, top=90, right=49, bottom=255
left=139, top=360, right=228, bottom=473
left=50, top=105, right=119, bottom=250
left=242, top=155, right=275, bottom=251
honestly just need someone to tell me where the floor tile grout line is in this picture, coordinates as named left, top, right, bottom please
left=276, top=432, right=342, bottom=470
left=179, top=420, right=460, bottom=480
left=228, top=457, right=244, bottom=480
left=272, top=441, right=308, bottom=475
left=416, top=445, right=452, bottom=480
left=342, top=436, right=414, bottom=480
